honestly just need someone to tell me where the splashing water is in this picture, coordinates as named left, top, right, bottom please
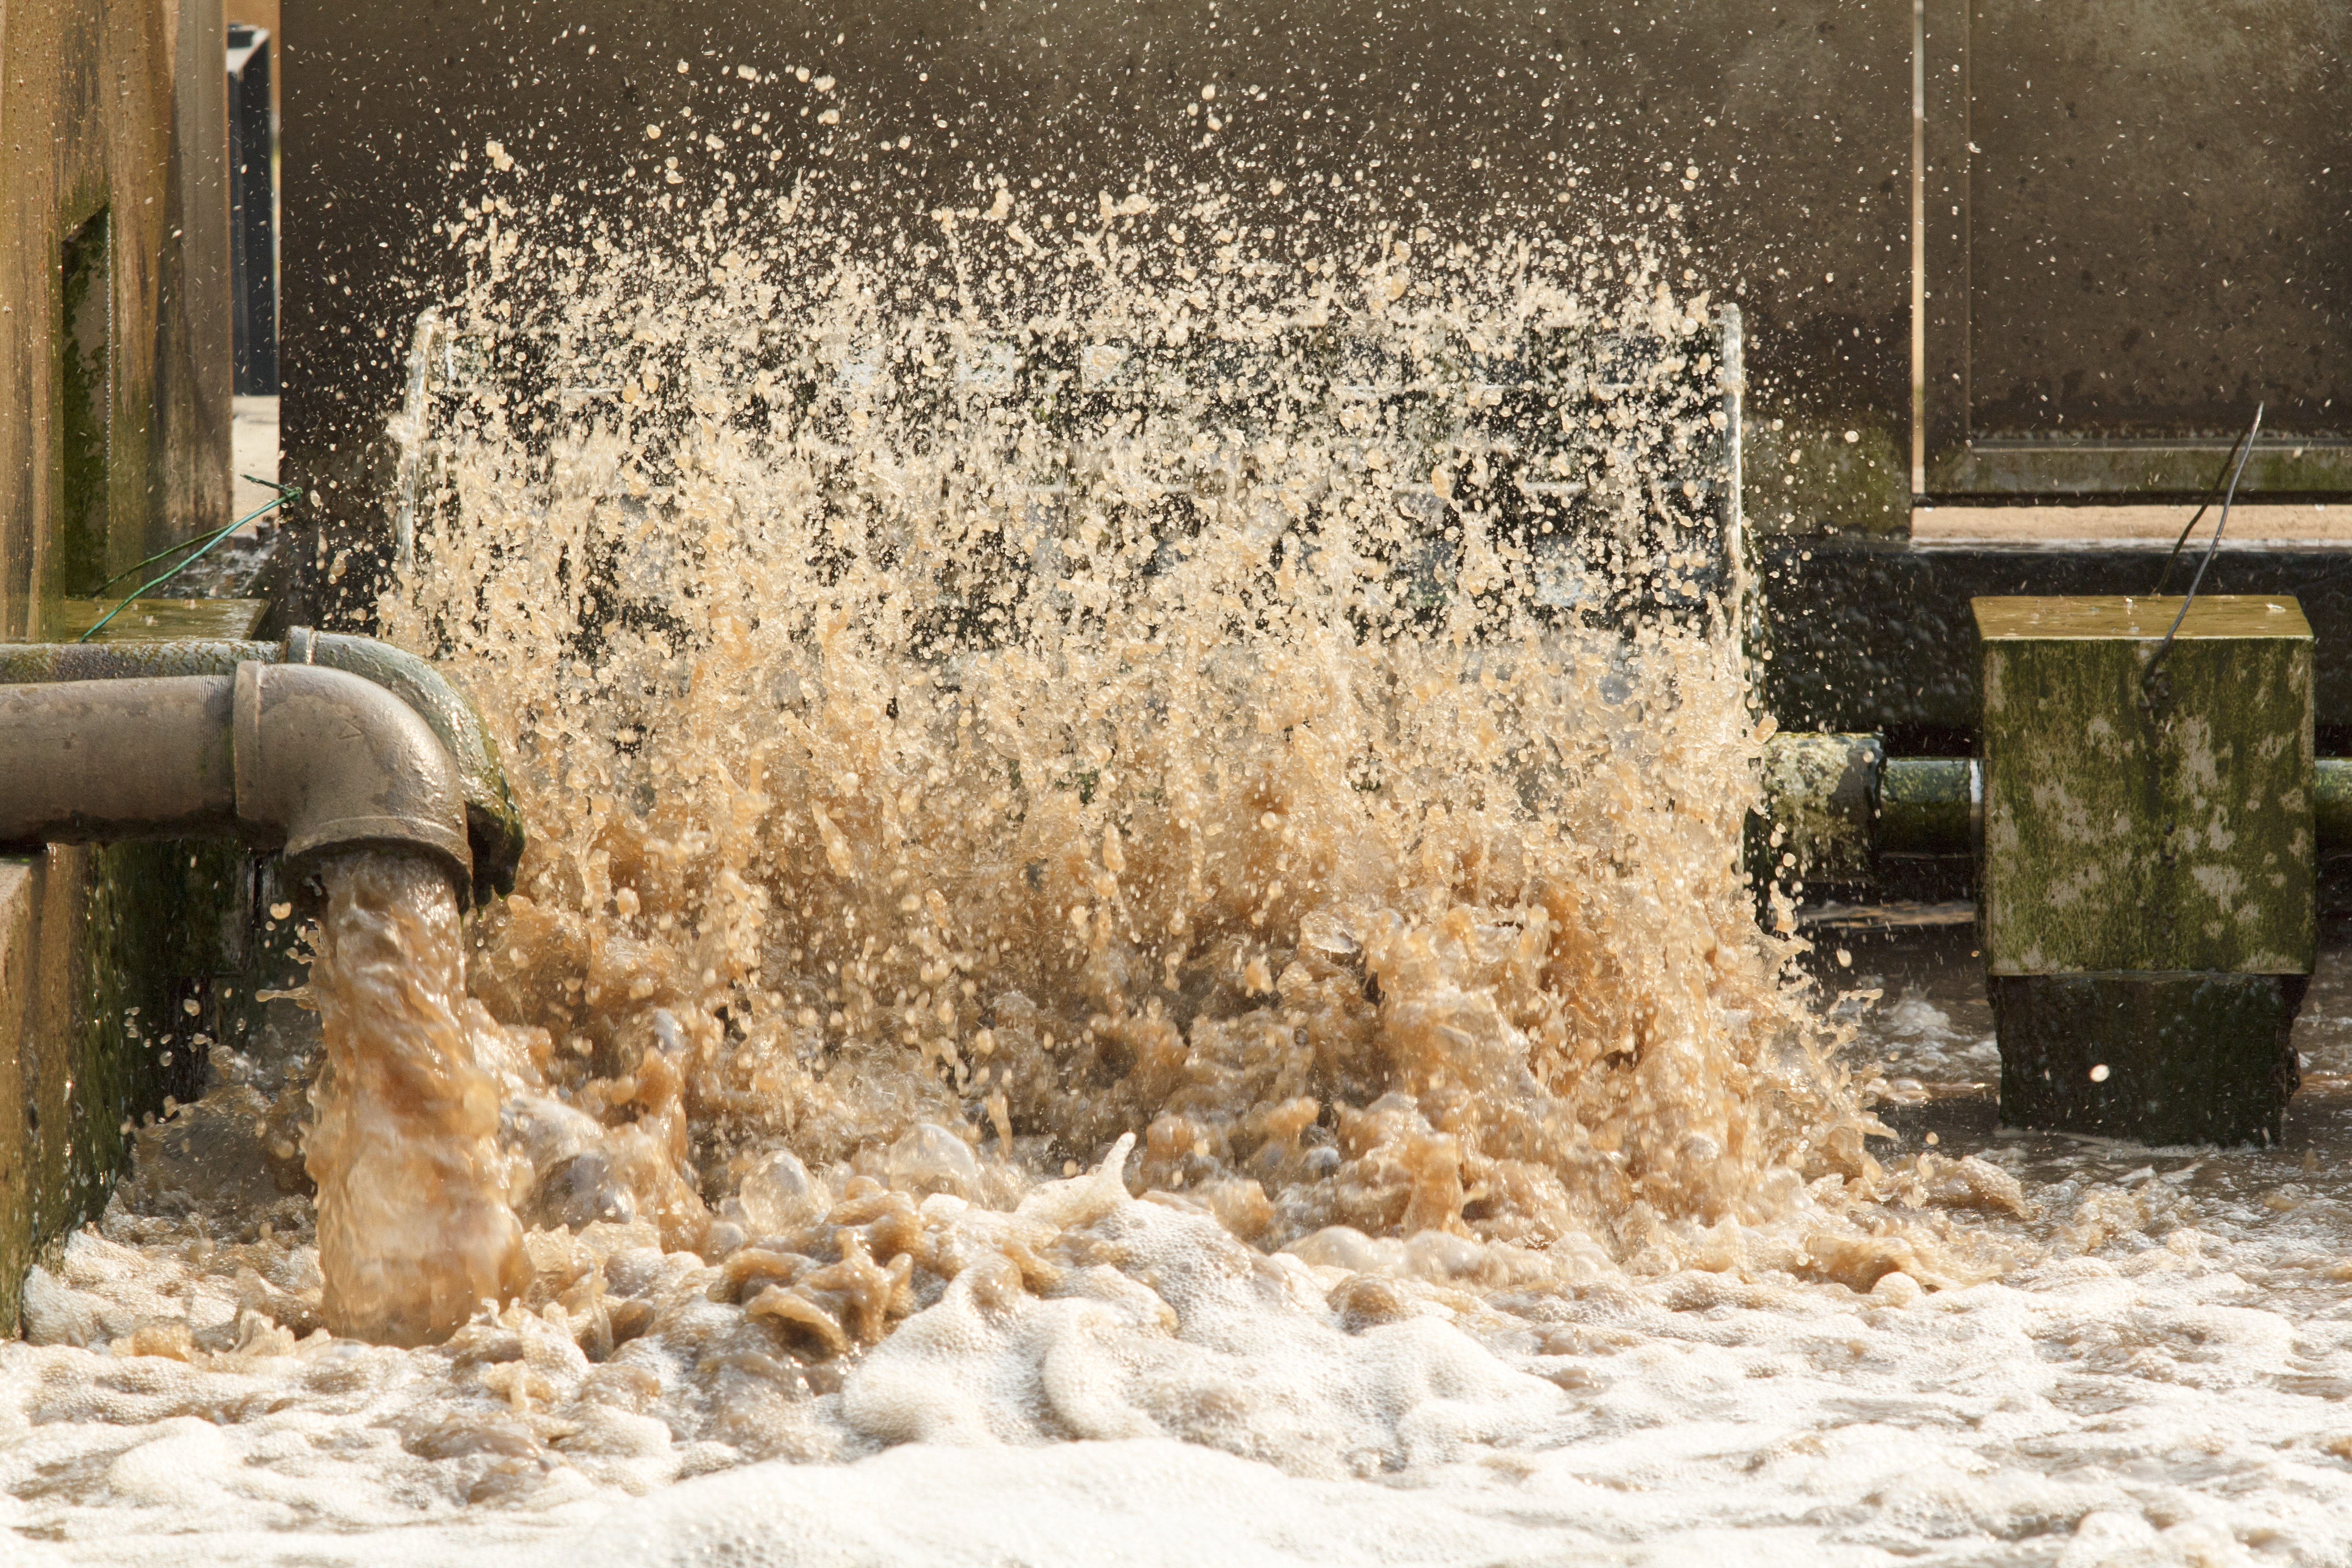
left=21, top=153, right=2352, bottom=1567
left=372, top=169, right=1899, bottom=1299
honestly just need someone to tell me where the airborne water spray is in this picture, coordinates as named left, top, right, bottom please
left=343, top=106, right=1940, bottom=1305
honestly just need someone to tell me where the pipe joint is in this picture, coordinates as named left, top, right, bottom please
left=282, top=629, right=524, bottom=900
left=232, top=662, right=473, bottom=892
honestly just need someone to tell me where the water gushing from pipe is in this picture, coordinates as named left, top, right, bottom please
left=302, top=852, right=529, bottom=1344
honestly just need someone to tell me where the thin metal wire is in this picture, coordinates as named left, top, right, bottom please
left=2142, top=402, right=2263, bottom=694
left=74, top=479, right=303, bottom=644
left=90, top=475, right=294, bottom=594
left=2152, top=415, right=2264, bottom=596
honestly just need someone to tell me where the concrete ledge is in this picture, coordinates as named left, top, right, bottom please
left=1915, top=505, right=2352, bottom=546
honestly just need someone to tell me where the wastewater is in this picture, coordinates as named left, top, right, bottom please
left=5, top=77, right=2352, bottom=1568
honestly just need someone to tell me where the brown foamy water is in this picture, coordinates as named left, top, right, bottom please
left=303, top=853, right=530, bottom=1347
left=8, top=138, right=2352, bottom=1567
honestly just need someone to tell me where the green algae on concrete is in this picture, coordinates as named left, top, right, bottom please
left=1975, top=595, right=2315, bottom=978
left=0, top=837, right=263, bottom=1333
left=40, top=598, right=271, bottom=643
left=1976, top=594, right=2315, bottom=1144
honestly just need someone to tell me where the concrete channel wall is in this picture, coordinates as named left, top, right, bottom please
left=0, top=0, right=233, bottom=1326
left=275, top=0, right=1914, bottom=627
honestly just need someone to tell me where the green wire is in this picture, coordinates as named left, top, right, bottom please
left=90, top=475, right=298, bottom=593
left=75, top=477, right=304, bottom=644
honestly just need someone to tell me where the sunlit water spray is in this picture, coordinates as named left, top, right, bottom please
left=372, top=167, right=1901, bottom=1297
left=9, top=141, right=2352, bottom=1566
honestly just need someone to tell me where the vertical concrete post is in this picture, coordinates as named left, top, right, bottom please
left=1975, top=595, right=2315, bottom=1143
left=155, top=0, right=236, bottom=556
left=0, top=0, right=234, bottom=1328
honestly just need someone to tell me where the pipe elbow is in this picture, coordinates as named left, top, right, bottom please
left=286, top=630, right=526, bottom=902
left=0, top=630, right=524, bottom=904
left=233, top=662, right=472, bottom=894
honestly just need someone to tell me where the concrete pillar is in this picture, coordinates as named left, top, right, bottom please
left=0, top=0, right=234, bottom=1327
left=1976, top=595, right=2315, bottom=1143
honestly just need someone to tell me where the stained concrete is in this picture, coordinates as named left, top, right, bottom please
left=1, top=0, right=231, bottom=635
left=0, top=0, right=235, bottom=1328
left=1977, top=595, right=2315, bottom=977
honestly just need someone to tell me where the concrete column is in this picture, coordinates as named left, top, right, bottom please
left=1976, top=594, right=2316, bottom=1143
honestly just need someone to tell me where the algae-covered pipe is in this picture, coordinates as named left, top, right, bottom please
left=0, top=664, right=472, bottom=895
left=0, top=629, right=522, bottom=902
left=1764, top=736, right=2352, bottom=873
left=1877, top=757, right=1978, bottom=857
left=2318, top=759, right=2352, bottom=855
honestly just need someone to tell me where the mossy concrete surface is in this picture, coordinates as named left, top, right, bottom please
left=0, top=855, right=83, bottom=1328
left=0, top=838, right=260, bottom=1332
left=1977, top=595, right=2315, bottom=978
left=1755, top=732, right=1882, bottom=887
left=2, top=0, right=230, bottom=635
left=1744, top=414, right=1910, bottom=540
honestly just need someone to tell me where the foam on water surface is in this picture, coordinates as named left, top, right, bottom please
left=8, top=99, right=2352, bottom=1566
left=10, top=1179, right=2352, bottom=1564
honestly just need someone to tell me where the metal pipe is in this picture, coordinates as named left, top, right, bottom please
left=286, top=629, right=524, bottom=896
left=0, top=629, right=523, bottom=901
left=2318, top=758, right=2352, bottom=854
left=0, top=664, right=471, bottom=896
left=1765, top=737, right=2352, bottom=874
left=1878, top=757, right=1979, bottom=858
left=0, top=676, right=238, bottom=843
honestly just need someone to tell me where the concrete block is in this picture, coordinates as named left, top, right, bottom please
left=1975, top=594, right=2315, bottom=1144
left=1976, top=595, right=2314, bottom=976
left=1989, top=972, right=2304, bottom=1145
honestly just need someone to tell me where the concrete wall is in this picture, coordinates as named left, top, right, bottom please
left=1922, top=0, right=2352, bottom=498
left=1, top=0, right=230, bottom=635
left=0, top=0, right=230, bottom=1325
left=275, top=0, right=1912, bottom=629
